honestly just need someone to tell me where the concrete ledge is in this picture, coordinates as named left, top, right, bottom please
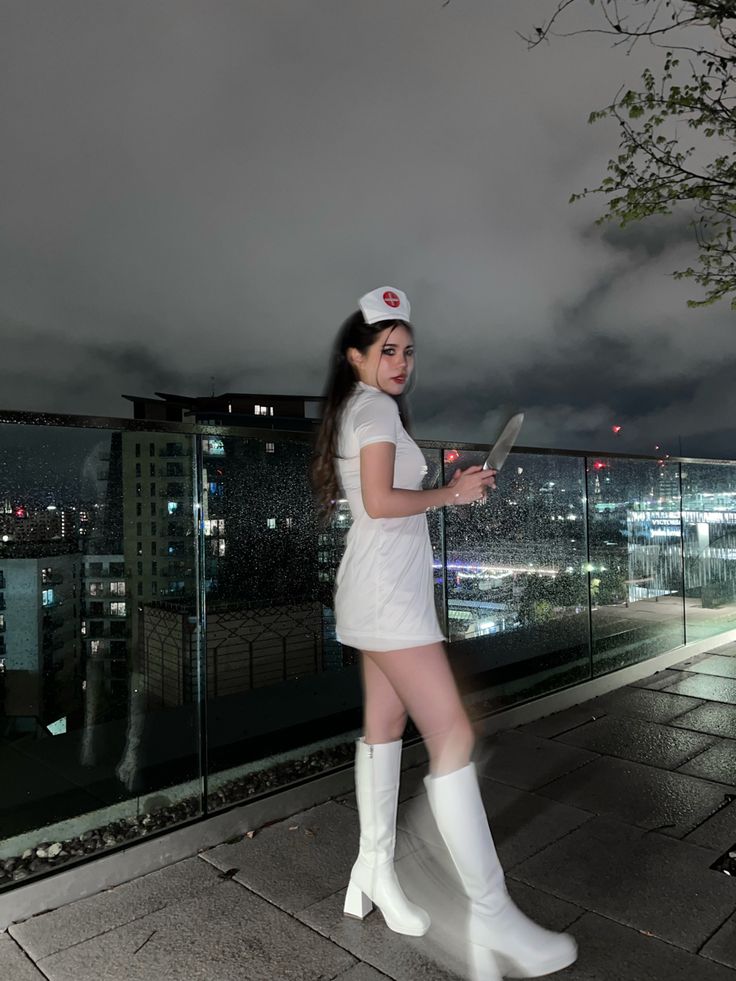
left=2, top=628, right=734, bottom=932
left=0, top=766, right=356, bottom=932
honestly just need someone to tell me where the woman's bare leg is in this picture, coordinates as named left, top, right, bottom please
left=361, top=653, right=408, bottom=744
left=361, top=643, right=474, bottom=775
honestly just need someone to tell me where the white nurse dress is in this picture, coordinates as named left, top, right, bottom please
left=334, top=381, right=445, bottom=652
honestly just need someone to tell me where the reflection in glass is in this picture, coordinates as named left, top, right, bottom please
left=444, top=450, right=591, bottom=707
left=588, top=457, right=685, bottom=674
left=0, top=425, right=201, bottom=889
left=682, top=463, right=736, bottom=641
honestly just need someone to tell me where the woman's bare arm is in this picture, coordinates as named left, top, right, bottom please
left=359, top=442, right=495, bottom=519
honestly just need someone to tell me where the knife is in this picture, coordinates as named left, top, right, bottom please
left=483, top=412, right=524, bottom=471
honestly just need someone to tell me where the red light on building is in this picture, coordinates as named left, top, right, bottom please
left=445, top=450, right=459, bottom=464
left=592, top=461, right=606, bottom=471
left=611, top=425, right=622, bottom=434
left=14, top=505, right=27, bottom=518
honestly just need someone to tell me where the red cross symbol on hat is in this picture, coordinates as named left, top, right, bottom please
left=382, top=290, right=400, bottom=308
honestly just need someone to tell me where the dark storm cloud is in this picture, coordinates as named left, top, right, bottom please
left=1, top=0, right=734, bottom=457
left=599, top=215, right=696, bottom=261
left=0, top=323, right=242, bottom=418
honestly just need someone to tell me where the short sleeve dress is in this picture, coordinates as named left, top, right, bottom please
left=334, top=381, right=445, bottom=652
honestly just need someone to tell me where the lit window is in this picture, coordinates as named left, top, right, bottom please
left=266, top=518, right=276, bottom=530
left=285, top=517, right=293, bottom=529
left=110, top=602, right=126, bottom=616
left=110, top=581, right=126, bottom=595
left=266, top=443, right=275, bottom=453
left=218, top=540, right=226, bottom=556
left=203, top=438, right=225, bottom=456
left=167, top=501, right=179, bottom=515
left=42, top=589, right=54, bottom=607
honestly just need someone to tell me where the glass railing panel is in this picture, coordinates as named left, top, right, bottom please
left=587, top=456, right=685, bottom=675
left=681, top=461, right=736, bottom=642
left=443, top=448, right=591, bottom=710
left=201, top=437, right=446, bottom=810
left=0, top=424, right=202, bottom=889
left=201, top=431, right=357, bottom=812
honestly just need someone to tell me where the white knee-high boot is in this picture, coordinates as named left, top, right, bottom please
left=343, top=738, right=431, bottom=936
left=425, top=763, right=577, bottom=980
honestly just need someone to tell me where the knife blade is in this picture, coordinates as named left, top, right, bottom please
left=483, top=412, right=524, bottom=471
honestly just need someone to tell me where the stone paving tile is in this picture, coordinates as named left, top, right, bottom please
left=333, top=963, right=393, bottom=981
left=0, top=934, right=46, bottom=981
left=36, top=879, right=355, bottom=981
left=589, top=686, right=705, bottom=723
left=299, top=847, right=580, bottom=981
left=628, top=668, right=690, bottom=692
left=9, top=856, right=222, bottom=961
left=682, top=654, right=736, bottom=679
left=538, top=755, right=731, bottom=837
left=298, top=870, right=465, bottom=981
left=669, top=701, right=736, bottom=739
left=558, top=911, right=736, bottom=981
left=476, top=729, right=598, bottom=791
left=702, top=912, right=736, bottom=971
left=397, top=776, right=592, bottom=871
left=202, top=800, right=413, bottom=915
left=512, top=816, right=735, bottom=952
left=711, top=641, right=736, bottom=657
left=555, top=715, right=716, bottom=770
left=518, top=703, right=609, bottom=739
left=685, top=799, right=736, bottom=853
left=677, top=738, right=736, bottom=786
left=664, top=674, right=736, bottom=704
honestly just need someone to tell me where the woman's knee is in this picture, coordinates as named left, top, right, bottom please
left=364, top=706, right=408, bottom=742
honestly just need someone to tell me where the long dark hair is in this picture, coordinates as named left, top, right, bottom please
left=311, top=310, right=413, bottom=523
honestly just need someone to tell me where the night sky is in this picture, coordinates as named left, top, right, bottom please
left=2, top=1, right=734, bottom=460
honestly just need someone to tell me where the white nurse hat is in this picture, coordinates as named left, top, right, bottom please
left=358, top=286, right=411, bottom=325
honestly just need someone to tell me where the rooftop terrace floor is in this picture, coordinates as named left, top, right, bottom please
left=3, top=643, right=736, bottom=980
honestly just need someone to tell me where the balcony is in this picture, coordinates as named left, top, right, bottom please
left=1, top=408, right=736, bottom=976
left=2, top=642, right=736, bottom=981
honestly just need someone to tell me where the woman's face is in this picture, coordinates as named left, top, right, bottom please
left=350, top=323, right=414, bottom=396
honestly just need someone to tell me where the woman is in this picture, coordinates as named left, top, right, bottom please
left=312, top=287, right=577, bottom=981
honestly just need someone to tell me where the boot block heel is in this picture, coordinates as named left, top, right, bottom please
left=343, top=880, right=373, bottom=920
left=468, top=942, right=503, bottom=981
